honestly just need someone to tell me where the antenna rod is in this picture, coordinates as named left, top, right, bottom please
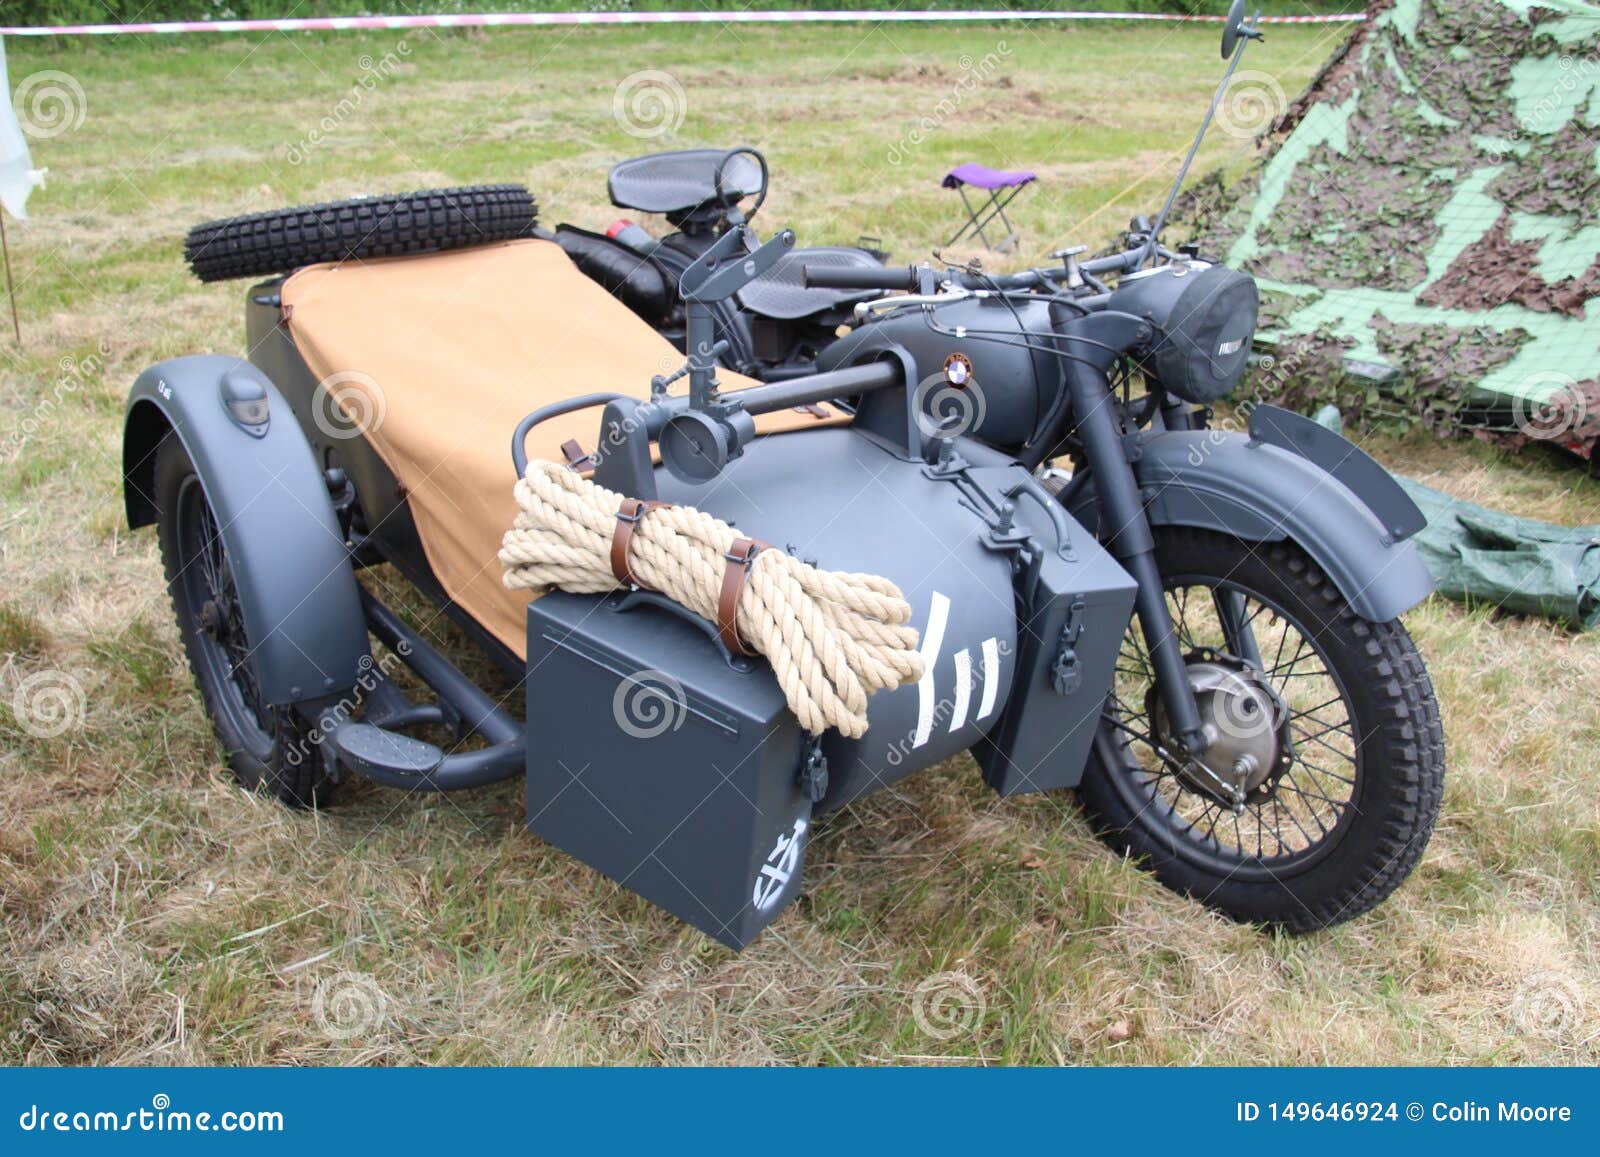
left=1139, top=9, right=1261, bottom=268
left=0, top=209, right=18, bottom=343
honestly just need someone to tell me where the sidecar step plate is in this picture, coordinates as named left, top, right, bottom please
left=333, top=722, right=444, bottom=779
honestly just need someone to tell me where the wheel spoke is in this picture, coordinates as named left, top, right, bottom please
left=1290, top=722, right=1359, bottom=771
left=1266, top=635, right=1314, bottom=688
left=1275, top=775, right=1337, bottom=836
left=1265, top=786, right=1321, bottom=844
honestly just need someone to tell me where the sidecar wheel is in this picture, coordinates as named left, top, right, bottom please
left=154, top=436, right=333, bottom=808
left=1076, top=527, right=1444, bottom=932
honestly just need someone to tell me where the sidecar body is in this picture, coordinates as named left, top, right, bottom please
left=124, top=236, right=1142, bottom=947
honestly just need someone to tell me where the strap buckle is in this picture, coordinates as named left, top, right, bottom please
left=560, top=439, right=599, bottom=473
left=610, top=498, right=672, bottom=590
left=718, top=537, right=771, bottom=658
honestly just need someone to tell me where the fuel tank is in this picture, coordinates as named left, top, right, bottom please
left=656, top=425, right=1018, bottom=810
left=816, top=295, right=1059, bottom=452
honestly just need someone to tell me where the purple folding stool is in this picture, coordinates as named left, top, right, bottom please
left=941, top=163, right=1037, bottom=252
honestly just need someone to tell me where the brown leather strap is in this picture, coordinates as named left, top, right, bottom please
left=560, top=439, right=598, bottom=472
left=718, top=538, right=769, bottom=657
left=610, top=498, right=672, bottom=589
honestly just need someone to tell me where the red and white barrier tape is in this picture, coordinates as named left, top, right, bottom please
left=1, top=10, right=1365, bottom=38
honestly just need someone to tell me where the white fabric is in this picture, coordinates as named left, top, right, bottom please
left=0, top=37, right=47, bottom=219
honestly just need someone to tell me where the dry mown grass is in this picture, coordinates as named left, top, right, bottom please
left=1, top=23, right=1597, bottom=1066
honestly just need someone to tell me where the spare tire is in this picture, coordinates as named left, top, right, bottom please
left=184, top=184, right=538, bottom=283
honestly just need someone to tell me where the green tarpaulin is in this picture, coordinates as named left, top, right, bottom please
left=1399, top=478, right=1600, bottom=629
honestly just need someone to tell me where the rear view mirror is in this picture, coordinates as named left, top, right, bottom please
left=1222, top=0, right=1248, bottom=59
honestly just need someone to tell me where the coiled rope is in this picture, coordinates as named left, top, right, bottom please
left=499, top=460, right=924, bottom=737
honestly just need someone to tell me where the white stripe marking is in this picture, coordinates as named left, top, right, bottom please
left=978, top=637, right=1001, bottom=720
left=949, top=649, right=972, bottom=733
left=913, top=592, right=950, bottom=749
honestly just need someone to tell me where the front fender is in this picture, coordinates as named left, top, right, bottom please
left=124, top=355, right=369, bottom=705
left=1069, top=428, right=1435, bottom=623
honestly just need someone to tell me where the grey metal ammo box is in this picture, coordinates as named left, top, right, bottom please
left=524, top=591, right=812, bottom=949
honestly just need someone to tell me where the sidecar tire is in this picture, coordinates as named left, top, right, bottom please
left=154, top=436, right=333, bottom=808
left=1076, top=528, right=1444, bottom=932
left=184, top=185, right=538, bottom=283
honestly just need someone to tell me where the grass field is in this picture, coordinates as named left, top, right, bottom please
left=1, top=19, right=1598, bottom=1066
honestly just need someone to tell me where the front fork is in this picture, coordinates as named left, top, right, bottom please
left=1065, top=365, right=1209, bottom=754
left=1161, top=399, right=1263, bottom=669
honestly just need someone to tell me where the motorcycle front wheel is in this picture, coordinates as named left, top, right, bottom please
left=1076, top=526, right=1445, bottom=931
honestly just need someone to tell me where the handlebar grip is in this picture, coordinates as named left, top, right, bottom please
left=802, top=264, right=918, bottom=291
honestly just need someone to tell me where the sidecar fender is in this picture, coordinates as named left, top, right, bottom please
left=1069, top=425, right=1435, bottom=624
left=124, top=355, right=369, bottom=705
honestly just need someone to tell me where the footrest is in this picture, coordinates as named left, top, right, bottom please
left=333, top=722, right=444, bottom=779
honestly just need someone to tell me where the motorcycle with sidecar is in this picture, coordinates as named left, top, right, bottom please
left=130, top=4, right=1442, bottom=949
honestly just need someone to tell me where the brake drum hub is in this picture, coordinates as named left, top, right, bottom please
left=1150, top=653, right=1293, bottom=806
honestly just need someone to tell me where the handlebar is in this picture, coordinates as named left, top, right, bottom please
left=803, top=246, right=1164, bottom=297
left=802, top=264, right=1046, bottom=292
left=802, top=264, right=920, bottom=291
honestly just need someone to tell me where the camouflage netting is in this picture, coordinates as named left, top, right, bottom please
left=1204, top=0, right=1600, bottom=461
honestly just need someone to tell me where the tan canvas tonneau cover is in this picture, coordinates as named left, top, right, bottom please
left=280, top=238, right=843, bottom=655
